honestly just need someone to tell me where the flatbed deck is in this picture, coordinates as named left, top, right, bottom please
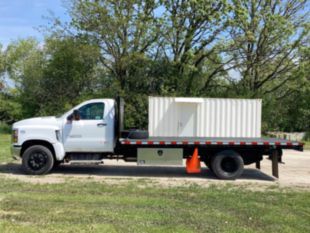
left=119, top=137, right=304, bottom=178
left=119, top=137, right=303, bottom=151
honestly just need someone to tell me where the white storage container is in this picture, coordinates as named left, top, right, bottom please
left=148, top=97, right=262, bottom=138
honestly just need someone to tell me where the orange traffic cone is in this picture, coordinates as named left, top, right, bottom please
left=186, top=148, right=201, bottom=173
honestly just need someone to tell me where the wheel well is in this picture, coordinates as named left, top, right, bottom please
left=21, top=140, right=56, bottom=159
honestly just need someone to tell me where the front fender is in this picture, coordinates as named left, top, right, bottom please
left=52, top=142, right=65, bottom=160
left=15, top=141, right=65, bottom=161
left=17, top=126, right=66, bottom=161
left=18, top=126, right=59, bottom=145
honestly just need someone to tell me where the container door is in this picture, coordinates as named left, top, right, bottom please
left=177, top=103, right=197, bottom=136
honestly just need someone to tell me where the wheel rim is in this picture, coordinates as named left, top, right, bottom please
left=221, top=157, right=238, bottom=173
left=28, top=151, right=48, bottom=171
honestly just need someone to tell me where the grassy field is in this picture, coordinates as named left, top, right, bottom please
left=0, top=133, right=310, bottom=232
left=0, top=179, right=309, bottom=233
left=0, top=134, right=11, bottom=163
left=303, top=141, right=310, bottom=150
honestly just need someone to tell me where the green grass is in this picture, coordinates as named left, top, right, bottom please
left=0, top=179, right=309, bottom=233
left=0, top=134, right=11, bottom=163
left=0, top=123, right=11, bottom=134
left=303, top=141, right=310, bottom=150
left=0, top=133, right=309, bottom=232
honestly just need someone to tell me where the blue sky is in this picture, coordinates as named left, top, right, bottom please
left=0, top=0, right=70, bottom=48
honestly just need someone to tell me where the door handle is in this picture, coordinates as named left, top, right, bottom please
left=97, top=123, right=107, bottom=127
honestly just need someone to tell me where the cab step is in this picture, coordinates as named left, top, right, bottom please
left=67, top=160, right=104, bottom=165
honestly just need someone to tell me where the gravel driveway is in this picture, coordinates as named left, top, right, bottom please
left=0, top=150, right=309, bottom=188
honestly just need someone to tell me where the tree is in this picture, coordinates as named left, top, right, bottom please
left=1, top=0, right=308, bottom=132
left=0, top=93, right=22, bottom=124
left=69, top=0, right=160, bottom=91
left=0, top=43, right=23, bottom=124
left=5, top=37, right=101, bottom=117
left=227, top=0, right=309, bottom=97
left=160, top=0, right=231, bottom=95
left=39, top=37, right=101, bottom=115
left=0, top=44, right=5, bottom=93
left=5, top=38, right=46, bottom=117
left=263, top=46, right=310, bottom=132
left=0, top=44, right=5, bottom=86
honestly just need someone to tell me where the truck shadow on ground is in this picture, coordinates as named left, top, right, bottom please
left=0, top=163, right=276, bottom=181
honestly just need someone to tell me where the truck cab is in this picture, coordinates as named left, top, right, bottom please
left=12, top=99, right=116, bottom=174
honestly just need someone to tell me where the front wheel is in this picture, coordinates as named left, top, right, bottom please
left=22, top=145, right=54, bottom=175
left=211, top=150, right=244, bottom=180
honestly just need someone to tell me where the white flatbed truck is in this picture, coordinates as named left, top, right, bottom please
left=11, top=97, right=304, bottom=179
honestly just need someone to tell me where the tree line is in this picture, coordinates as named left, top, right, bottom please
left=0, top=0, right=309, bottom=133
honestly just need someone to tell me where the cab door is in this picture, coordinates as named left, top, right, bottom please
left=63, top=102, right=113, bottom=152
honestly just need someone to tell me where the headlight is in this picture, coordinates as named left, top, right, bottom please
left=12, top=129, right=18, bottom=143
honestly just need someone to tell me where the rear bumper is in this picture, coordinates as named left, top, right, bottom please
left=11, top=145, right=22, bottom=160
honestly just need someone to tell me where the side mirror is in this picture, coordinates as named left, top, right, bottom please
left=67, top=114, right=73, bottom=121
left=73, top=109, right=81, bottom=121
left=67, top=109, right=80, bottom=121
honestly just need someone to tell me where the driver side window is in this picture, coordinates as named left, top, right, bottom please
left=78, top=102, right=104, bottom=120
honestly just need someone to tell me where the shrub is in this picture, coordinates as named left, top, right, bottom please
left=303, top=131, right=310, bottom=141
left=0, top=122, right=11, bottom=134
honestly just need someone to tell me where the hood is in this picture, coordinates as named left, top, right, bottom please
left=13, top=116, right=61, bottom=129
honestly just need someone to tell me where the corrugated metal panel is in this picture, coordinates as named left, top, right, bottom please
left=148, top=97, right=261, bottom=138
left=148, top=97, right=178, bottom=137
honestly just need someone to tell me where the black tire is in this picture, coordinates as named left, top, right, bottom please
left=22, top=145, right=54, bottom=175
left=128, top=130, right=149, bottom=139
left=211, top=150, right=244, bottom=180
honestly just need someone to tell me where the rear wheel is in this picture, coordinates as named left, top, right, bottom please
left=22, top=145, right=54, bottom=175
left=211, top=150, right=244, bottom=180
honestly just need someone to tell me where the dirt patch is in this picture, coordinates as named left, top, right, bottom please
left=0, top=150, right=309, bottom=190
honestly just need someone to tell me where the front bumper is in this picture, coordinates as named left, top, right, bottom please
left=11, top=145, right=22, bottom=160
